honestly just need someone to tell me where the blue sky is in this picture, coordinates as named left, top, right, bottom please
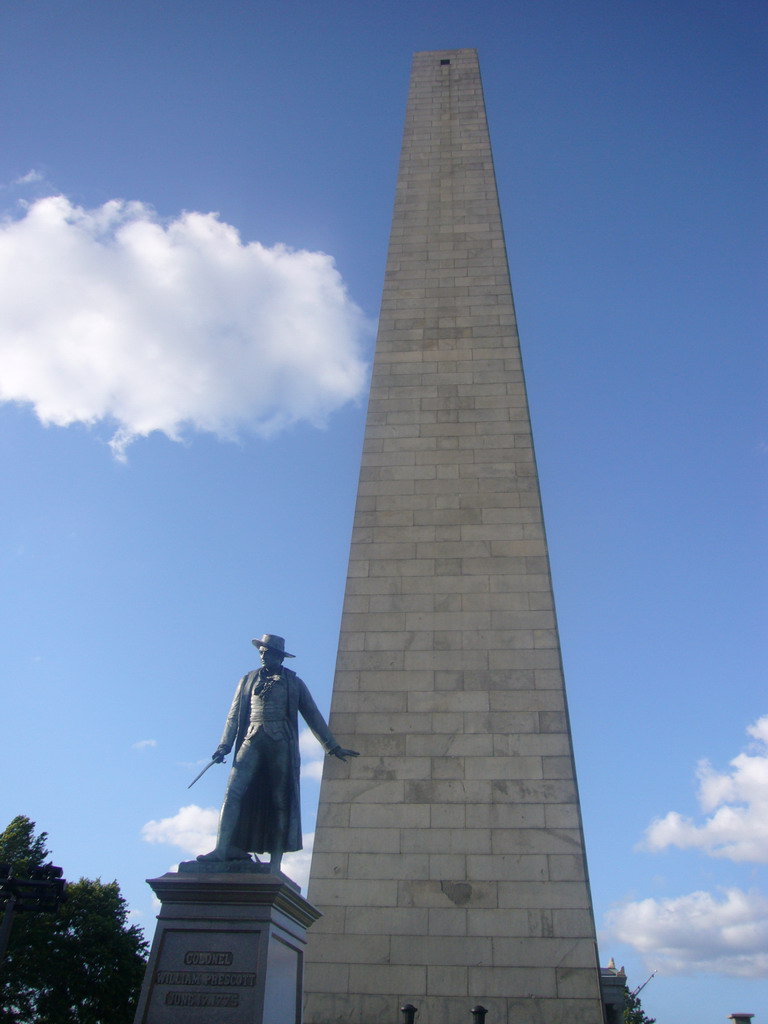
left=1, top=1, right=765, bottom=1020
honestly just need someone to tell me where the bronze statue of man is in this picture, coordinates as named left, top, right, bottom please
left=198, top=634, right=358, bottom=872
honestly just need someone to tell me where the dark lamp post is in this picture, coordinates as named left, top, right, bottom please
left=0, top=862, right=67, bottom=961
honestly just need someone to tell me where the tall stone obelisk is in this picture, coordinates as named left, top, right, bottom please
left=304, top=49, right=604, bottom=1024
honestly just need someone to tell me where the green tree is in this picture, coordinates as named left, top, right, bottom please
left=0, top=815, right=50, bottom=878
left=624, top=986, right=657, bottom=1024
left=0, top=815, right=148, bottom=1024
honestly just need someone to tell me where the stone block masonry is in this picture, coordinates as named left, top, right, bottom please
left=304, top=49, right=604, bottom=1024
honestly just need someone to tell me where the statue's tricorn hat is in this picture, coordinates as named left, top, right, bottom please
left=251, top=633, right=295, bottom=658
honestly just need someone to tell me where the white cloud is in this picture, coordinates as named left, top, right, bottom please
left=643, top=715, right=768, bottom=862
left=141, top=804, right=218, bottom=858
left=0, top=195, right=368, bottom=458
left=132, top=738, right=157, bottom=750
left=13, top=170, right=43, bottom=186
left=606, top=716, right=768, bottom=978
left=607, top=888, right=768, bottom=977
left=283, top=832, right=314, bottom=893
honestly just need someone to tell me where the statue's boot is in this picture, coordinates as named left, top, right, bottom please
left=196, top=799, right=251, bottom=861
left=196, top=846, right=250, bottom=862
left=269, top=848, right=283, bottom=874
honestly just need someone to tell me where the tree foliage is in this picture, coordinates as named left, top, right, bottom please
left=624, top=986, right=657, bottom=1024
left=0, top=816, right=50, bottom=878
left=0, top=815, right=148, bottom=1024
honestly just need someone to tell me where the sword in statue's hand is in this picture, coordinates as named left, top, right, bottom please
left=187, top=752, right=227, bottom=789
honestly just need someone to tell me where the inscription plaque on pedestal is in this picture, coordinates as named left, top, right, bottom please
left=133, top=868, right=319, bottom=1024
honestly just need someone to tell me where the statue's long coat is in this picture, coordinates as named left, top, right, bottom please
left=218, top=667, right=338, bottom=855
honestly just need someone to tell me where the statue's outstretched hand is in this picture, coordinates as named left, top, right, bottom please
left=211, top=745, right=230, bottom=763
left=330, top=746, right=359, bottom=762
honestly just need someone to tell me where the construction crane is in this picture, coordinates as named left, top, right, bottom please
left=631, top=970, right=658, bottom=997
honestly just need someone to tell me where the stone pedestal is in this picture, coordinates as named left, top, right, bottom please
left=134, top=863, right=320, bottom=1024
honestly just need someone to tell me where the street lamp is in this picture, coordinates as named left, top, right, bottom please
left=0, top=862, right=67, bottom=961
